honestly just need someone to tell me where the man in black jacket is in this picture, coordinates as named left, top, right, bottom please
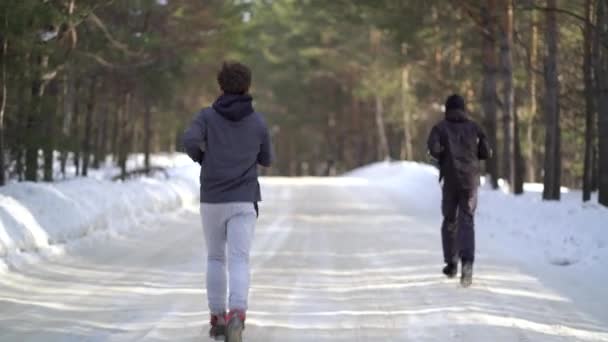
left=427, top=94, right=492, bottom=287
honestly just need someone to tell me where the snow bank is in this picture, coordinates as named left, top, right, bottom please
left=347, top=161, right=608, bottom=270
left=477, top=185, right=608, bottom=269
left=346, top=161, right=441, bottom=214
left=59, top=152, right=194, bottom=181
left=0, top=156, right=199, bottom=269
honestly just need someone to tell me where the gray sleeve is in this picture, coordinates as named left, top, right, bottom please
left=182, top=111, right=206, bottom=164
left=258, top=125, right=273, bottom=167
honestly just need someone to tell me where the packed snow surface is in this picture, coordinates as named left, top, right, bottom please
left=348, top=160, right=608, bottom=324
left=0, top=157, right=606, bottom=341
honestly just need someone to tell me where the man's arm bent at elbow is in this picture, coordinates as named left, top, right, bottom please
left=182, top=111, right=206, bottom=164
left=258, top=127, right=273, bottom=167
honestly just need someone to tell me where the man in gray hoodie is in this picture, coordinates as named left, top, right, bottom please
left=182, top=61, right=273, bottom=341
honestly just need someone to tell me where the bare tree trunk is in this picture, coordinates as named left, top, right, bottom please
left=143, top=99, right=151, bottom=173
left=289, top=135, right=298, bottom=176
left=72, top=79, right=82, bottom=176
left=43, top=81, right=59, bottom=182
left=513, top=107, right=524, bottom=193
left=325, top=84, right=338, bottom=172
left=527, top=7, right=539, bottom=182
left=481, top=0, right=499, bottom=189
left=432, top=7, right=442, bottom=78
left=596, top=0, right=608, bottom=206
left=59, top=74, right=71, bottom=178
left=374, top=94, right=390, bottom=160
left=93, top=97, right=108, bottom=169
left=82, top=77, right=97, bottom=177
left=15, top=74, right=28, bottom=181
left=25, top=53, right=48, bottom=182
left=500, top=0, right=516, bottom=190
left=118, top=91, right=131, bottom=180
left=583, top=0, right=596, bottom=201
left=111, top=96, right=120, bottom=163
left=592, top=145, right=599, bottom=191
left=542, top=0, right=561, bottom=200
left=401, top=66, right=413, bottom=160
left=0, top=14, right=7, bottom=185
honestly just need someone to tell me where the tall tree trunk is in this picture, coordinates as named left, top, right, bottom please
left=542, top=0, right=562, bottom=200
left=59, top=74, right=71, bottom=178
left=118, top=91, right=131, bottom=180
left=111, top=97, right=120, bottom=163
left=25, top=54, right=48, bottom=182
left=596, top=0, right=608, bottom=206
left=43, top=81, right=59, bottom=182
left=513, top=108, right=524, bottom=193
left=325, top=83, right=338, bottom=172
left=0, top=14, right=7, bottom=185
left=72, top=79, right=82, bottom=176
left=143, top=99, right=151, bottom=173
left=481, top=0, right=499, bottom=189
left=82, top=77, right=97, bottom=177
left=432, top=7, right=442, bottom=78
left=500, top=0, right=516, bottom=190
left=93, top=97, right=108, bottom=169
left=583, top=0, right=596, bottom=201
left=15, top=72, right=28, bottom=181
left=374, top=93, right=390, bottom=160
left=25, top=93, right=40, bottom=182
left=592, top=145, right=599, bottom=191
left=401, top=66, right=413, bottom=160
left=527, top=7, right=539, bottom=182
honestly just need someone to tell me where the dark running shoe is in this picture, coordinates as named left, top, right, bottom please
left=209, top=313, right=226, bottom=341
left=461, top=262, right=473, bottom=288
left=442, top=263, right=458, bottom=278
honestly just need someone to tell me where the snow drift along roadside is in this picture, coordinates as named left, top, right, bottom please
left=0, top=162, right=200, bottom=268
left=347, top=160, right=608, bottom=270
left=345, top=160, right=441, bottom=214
left=348, top=160, right=608, bottom=324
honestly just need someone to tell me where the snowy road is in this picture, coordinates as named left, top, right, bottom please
left=1, top=177, right=607, bottom=341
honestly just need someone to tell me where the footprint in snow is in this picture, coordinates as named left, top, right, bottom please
left=548, top=256, right=578, bottom=266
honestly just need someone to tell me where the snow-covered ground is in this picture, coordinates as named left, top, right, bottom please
left=0, top=154, right=199, bottom=271
left=0, top=157, right=607, bottom=341
left=348, top=160, right=608, bottom=324
left=63, top=152, right=194, bottom=181
left=347, top=161, right=608, bottom=270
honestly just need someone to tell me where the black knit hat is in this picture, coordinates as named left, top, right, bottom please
left=445, top=94, right=466, bottom=111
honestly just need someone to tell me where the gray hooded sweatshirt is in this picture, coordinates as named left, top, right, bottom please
left=182, top=94, right=273, bottom=203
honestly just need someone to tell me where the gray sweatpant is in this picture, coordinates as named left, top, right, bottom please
left=200, top=202, right=256, bottom=315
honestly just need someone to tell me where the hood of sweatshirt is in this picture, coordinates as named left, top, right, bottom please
left=212, top=93, right=254, bottom=122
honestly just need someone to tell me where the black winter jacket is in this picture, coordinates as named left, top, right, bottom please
left=427, top=109, right=492, bottom=189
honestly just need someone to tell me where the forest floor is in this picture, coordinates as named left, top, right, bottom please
left=0, top=159, right=607, bottom=341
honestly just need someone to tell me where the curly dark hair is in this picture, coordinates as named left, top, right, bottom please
left=217, top=61, right=252, bottom=94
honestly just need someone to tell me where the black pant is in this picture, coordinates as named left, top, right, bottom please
left=441, top=182, right=477, bottom=264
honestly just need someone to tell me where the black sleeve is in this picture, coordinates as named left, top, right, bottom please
left=477, top=124, right=492, bottom=160
left=427, top=125, right=443, bottom=160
